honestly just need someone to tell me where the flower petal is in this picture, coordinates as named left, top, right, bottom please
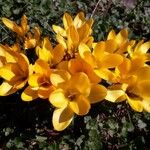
left=21, top=86, right=38, bottom=101
left=127, top=96, right=143, bottom=112
left=107, top=29, right=116, bottom=40
left=142, top=99, right=150, bottom=113
left=88, top=84, right=107, bottom=103
left=28, top=73, right=43, bottom=87
left=78, top=43, right=95, bottom=67
left=38, top=86, right=55, bottom=99
left=102, top=54, right=123, bottom=68
left=2, top=17, right=23, bottom=36
left=63, top=13, right=73, bottom=29
left=116, top=28, right=128, bottom=45
left=52, top=107, right=73, bottom=131
left=0, top=82, right=16, bottom=96
left=69, top=95, right=90, bottom=115
left=94, top=68, right=116, bottom=82
left=93, top=41, right=105, bottom=59
left=52, top=25, right=66, bottom=37
left=52, top=44, right=64, bottom=65
left=137, top=80, right=150, bottom=98
left=34, top=59, right=51, bottom=75
left=50, top=70, right=71, bottom=87
left=105, top=89, right=125, bottom=102
left=49, top=88, right=68, bottom=108
left=70, top=72, right=90, bottom=96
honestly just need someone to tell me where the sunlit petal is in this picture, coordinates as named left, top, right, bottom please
left=21, top=86, right=38, bottom=101
left=88, top=84, right=107, bottom=103
left=69, top=95, right=90, bottom=115
left=52, top=107, right=73, bottom=131
left=49, top=88, right=68, bottom=108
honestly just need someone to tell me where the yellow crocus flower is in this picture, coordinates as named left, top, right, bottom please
left=79, top=42, right=123, bottom=82
left=2, top=15, right=29, bottom=37
left=52, top=12, right=94, bottom=57
left=105, top=57, right=150, bottom=112
left=49, top=71, right=107, bottom=131
left=36, top=37, right=64, bottom=66
left=21, top=59, right=55, bottom=101
left=0, top=48, right=31, bottom=96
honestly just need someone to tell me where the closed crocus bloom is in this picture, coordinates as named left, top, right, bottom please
left=36, top=37, right=64, bottom=66
left=52, top=12, right=94, bottom=57
left=2, top=15, right=29, bottom=37
left=49, top=71, right=107, bottom=131
left=21, top=59, right=55, bottom=101
left=24, top=27, right=41, bottom=49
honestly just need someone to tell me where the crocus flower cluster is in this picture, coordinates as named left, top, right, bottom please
left=0, top=12, right=150, bottom=131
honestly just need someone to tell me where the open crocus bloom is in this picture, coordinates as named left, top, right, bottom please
left=105, top=57, right=150, bottom=112
left=79, top=42, right=123, bottom=82
left=49, top=71, right=107, bottom=131
left=0, top=45, right=31, bottom=96
left=21, top=59, right=55, bottom=101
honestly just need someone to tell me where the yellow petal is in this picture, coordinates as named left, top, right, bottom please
left=0, top=63, right=19, bottom=81
left=73, top=12, right=85, bottom=28
left=105, top=89, right=125, bottom=102
left=67, top=25, right=79, bottom=47
left=59, top=106, right=74, bottom=122
left=52, top=44, right=64, bottom=65
left=94, top=68, right=116, bottom=82
left=69, top=95, right=90, bottom=115
left=2, top=17, right=23, bottom=36
left=77, top=23, right=90, bottom=42
left=38, top=86, right=55, bottom=99
left=0, top=82, right=16, bottom=96
left=117, top=58, right=131, bottom=75
left=107, top=29, right=116, bottom=40
left=50, top=70, right=71, bottom=87
left=21, top=15, right=28, bottom=34
left=142, top=99, right=150, bottom=113
left=49, top=88, right=68, bottom=108
left=21, top=86, right=38, bottom=101
left=52, top=25, right=66, bottom=37
left=105, top=39, right=117, bottom=53
left=56, top=60, right=69, bottom=70
left=102, top=54, right=123, bottom=68
left=24, top=39, right=37, bottom=49
left=136, top=41, right=150, bottom=54
left=52, top=107, right=73, bottom=131
left=88, top=84, right=107, bottom=103
left=28, top=73, right=43, bottom=87
left=70, top=72, right=90, bottom=96
left=63, top=13, right=73, bottom=29
left=116, top=28, right=128, bottom=45
left=56, top=34, right=67, bottom=49
left=93, top=41, right=105, bottom=59
left=136, top=66, right=150, bottom=81
left=37, top=37, right=53, bottom=62
left=127, top=96, right=143, bottom=112
left=34, top=59, right=51, bottom=75
left=78, top=43, right=95, bottom=67
left=34, top=27, right=41, bottom=41
left=68, top=58, right=101, bottom=83
left=137, top=80, right=150, bottom=98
